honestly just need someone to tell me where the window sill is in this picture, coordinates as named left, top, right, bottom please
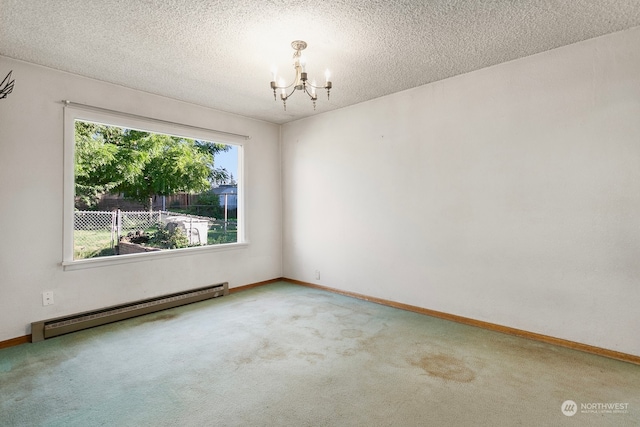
left=62, top=242, right=249, bottom=271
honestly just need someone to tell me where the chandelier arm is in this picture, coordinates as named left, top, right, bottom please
left=303, top=86, right=317, bottom=100
left=306, top=81, right=332, bottom=90
left=282, top=86, right=299, bottom=100
left=271, top=79, right=296, bottom=90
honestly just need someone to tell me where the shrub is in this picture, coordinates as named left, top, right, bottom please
left=187, top=192, right=222, bottom=218
left=148, top=222, right=190, bottom=249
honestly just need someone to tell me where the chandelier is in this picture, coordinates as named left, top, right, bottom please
left=270, top=40, right=332, bottom=110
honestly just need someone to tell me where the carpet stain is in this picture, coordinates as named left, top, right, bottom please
left=298, top=351, right=326, bottom=364
left=410, top=353, right=476, bottom=383
left=503, top=340, right=564, bottom=362
left=310, top=328, right=325, bottom=339
left=341, top=329, right=363, bottom=338
left=339, top=348, right=358, bottom=357
left=259, top=339, right=287, bottom=361
left=1, top=342, right=81, bottom=404
left=137, top=313, right=179, bottom=324
left=234, top=339, right=288, bottom=365
left=354, top=325, right=392, bottom=355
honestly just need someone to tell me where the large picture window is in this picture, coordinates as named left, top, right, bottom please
left=63, top=105, right=246, bottom=269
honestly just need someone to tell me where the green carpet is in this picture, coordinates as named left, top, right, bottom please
left=1, top=282, right=638, bottom=426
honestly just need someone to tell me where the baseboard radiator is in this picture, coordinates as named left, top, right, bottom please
left=31, top=282, right=229, bottom=342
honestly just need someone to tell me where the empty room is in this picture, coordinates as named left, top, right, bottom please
left=1, top=1, right=639, bottom=426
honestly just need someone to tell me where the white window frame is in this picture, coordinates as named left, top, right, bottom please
left=62, top=105, right=247, bottom=271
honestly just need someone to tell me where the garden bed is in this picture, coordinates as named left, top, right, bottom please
left=117, top=240, right=162, bottom=255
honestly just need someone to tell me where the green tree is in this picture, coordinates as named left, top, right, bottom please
left=195, top=140, right=231, bottom=184
left=75, top=122, right=230, bottom=208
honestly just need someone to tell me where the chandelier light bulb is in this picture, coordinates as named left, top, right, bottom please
left=279, top=78, right=287, bottom=97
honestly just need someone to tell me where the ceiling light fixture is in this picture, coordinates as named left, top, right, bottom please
left=270, top=40, right=332, bottom=111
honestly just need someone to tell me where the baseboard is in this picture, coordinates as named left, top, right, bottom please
left=229, top=277, right=285, bottom=294
left=0, top=335, right=31, bottom=350
left=284, top=278, right=640, bottom=366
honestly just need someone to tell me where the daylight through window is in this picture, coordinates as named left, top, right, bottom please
left=71, top=119, right=241, bottom=261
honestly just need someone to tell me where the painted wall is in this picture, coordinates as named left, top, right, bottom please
left=281, top=28, right=640, bottom=356
left=0, top=57, right=282, bottom=342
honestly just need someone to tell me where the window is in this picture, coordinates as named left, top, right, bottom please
left=63, top=105, right=246, bottom=269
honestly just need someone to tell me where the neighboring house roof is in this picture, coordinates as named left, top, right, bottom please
left=211, top=185, right=238, bottom=208
left=211, top=185, right=238, bottom=196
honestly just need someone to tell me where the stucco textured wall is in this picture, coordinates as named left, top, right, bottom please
left=282, top=28, right=640, bottom=356
left=0, top=57, right=282, bottom=341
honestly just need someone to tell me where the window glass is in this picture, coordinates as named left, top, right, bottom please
left=63, top=109, right=244, bottom=264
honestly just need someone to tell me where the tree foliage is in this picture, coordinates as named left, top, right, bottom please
left=75, top=122, right=230, bottom=208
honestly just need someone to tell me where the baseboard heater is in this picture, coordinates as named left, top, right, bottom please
left=31, top=282, right=229, bottom=342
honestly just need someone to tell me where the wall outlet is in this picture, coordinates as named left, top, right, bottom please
left=314, top=270, right=320, bottom=280
left=42, top=291, right=54, bottom=306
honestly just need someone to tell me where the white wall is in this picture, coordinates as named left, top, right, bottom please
left=281, top=28, right=640, bottom=356
left=0, top=57, right=282, bottom=342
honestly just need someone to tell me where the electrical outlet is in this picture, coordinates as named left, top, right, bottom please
left=42, top=291, right=54, bottom=306
left=314, top=270, right=320, bottom=280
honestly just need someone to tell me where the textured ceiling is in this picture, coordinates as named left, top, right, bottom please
left=1, top=1, right=639, bottom=124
